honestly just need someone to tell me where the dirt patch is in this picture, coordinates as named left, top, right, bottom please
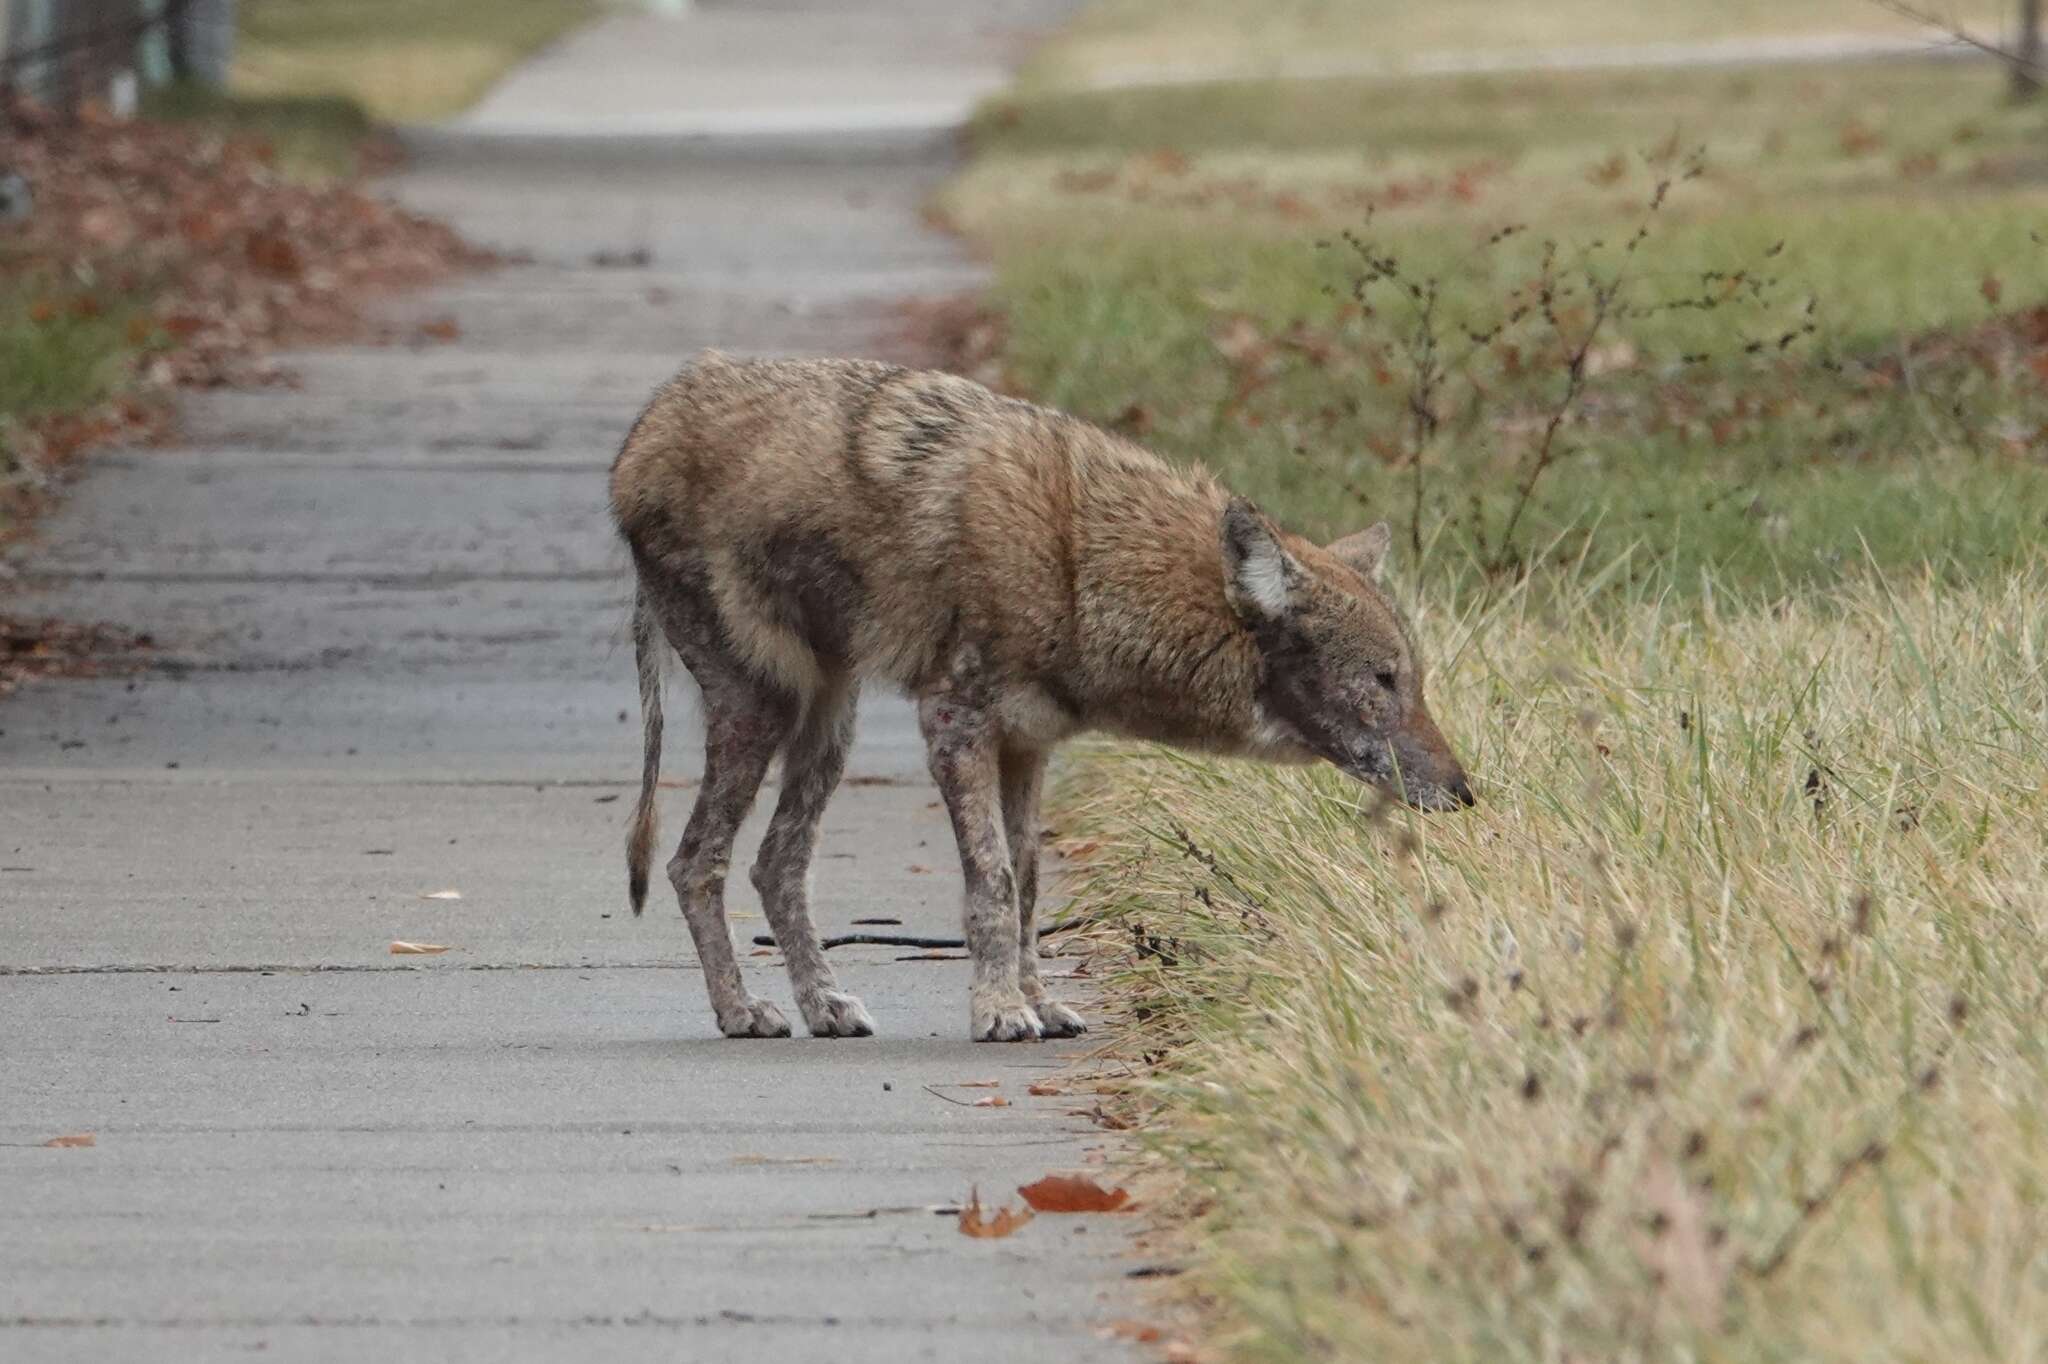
left=0, top=616, right=153, bottom=700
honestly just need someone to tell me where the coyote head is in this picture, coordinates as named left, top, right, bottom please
left=1221, top=498, right=1475, bottom=811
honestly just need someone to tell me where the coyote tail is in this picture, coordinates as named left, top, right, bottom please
left=626, top=588, right=664, bottom=914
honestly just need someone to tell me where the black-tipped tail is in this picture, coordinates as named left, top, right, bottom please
left=625, top=589, right=664, bottom=915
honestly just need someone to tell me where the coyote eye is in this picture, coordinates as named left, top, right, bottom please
left=1375, top=669, right=1398, bottom=691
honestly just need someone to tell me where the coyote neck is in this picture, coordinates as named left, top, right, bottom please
left=1070, top=480, right=1268, bottom=754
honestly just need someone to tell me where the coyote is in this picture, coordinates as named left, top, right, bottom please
left=611, top=352, right=1473, bottom=1043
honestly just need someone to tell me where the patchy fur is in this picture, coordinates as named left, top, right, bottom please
left=611, top=352, right=1472, bottom=1042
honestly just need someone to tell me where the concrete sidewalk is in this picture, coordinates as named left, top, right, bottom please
left=0, top=4, right=1142, bottom=1360
left=453, top=0, right=1060, bottom=139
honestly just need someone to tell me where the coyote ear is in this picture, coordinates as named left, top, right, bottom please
left=1220, top=497, right=1299, bottom=621
left=1328, top=521, right=1392, bottom=583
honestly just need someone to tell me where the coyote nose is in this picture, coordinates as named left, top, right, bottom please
left=1449, top=774, right=1476, bottom=808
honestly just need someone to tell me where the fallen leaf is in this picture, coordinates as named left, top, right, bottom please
left=1107, top=1321, right=1165, bottom=1343
left=972, top=1095, right=1011, bottom=1108
left=419, top=889, right=462, bottom=901
left=1018, top=1173, right=1133, bottom=1213
left=956, top=1080, right=1002, bottom=1089
left=907, top=864, right=933, bottom=874
left=958, top=1186, right=1033, bottom=1238
left=1982, top=275, right=2004, bottom=305
left=244, top=227, right=302, bottom=278
left=389, top=940, right=450, bottom=955
left=417, top=316, right=461, bottom=341
left=1027, top=1082, right=1065, bottom=1097
left=43, top=1133, right=95, bottom=1148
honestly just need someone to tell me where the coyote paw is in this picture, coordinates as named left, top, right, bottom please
left=1033, top=1000, right=1088, bottom=1038
left=972, top=996, right=1043, bottom=1043
left=717, top=997, right=792, bottom=1039
left=800, top=990, right=876, bottom=1039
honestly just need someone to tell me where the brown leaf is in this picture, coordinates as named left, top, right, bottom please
left=958, top=1186, right=1033, bottom=1238
left=1027, top=1082, right=1064, bottom=1097
left=1018, top=1173, right=1133, bottom=1213
left=389, top=940, right=450, bottom=955
left=1982, top=275, right=2004, bottom=305
left=43, top=1133, right=96, bottom=1148
left=1838, top=120, right=1884, bottom=156
left=417, top=316, right=462, bottom=341
left=955, top=1079, right=1001, bottom=1088
left=1107, top=1321, right=1165, bottom=1343
left=972, top=1095, right=1011, bottom=1108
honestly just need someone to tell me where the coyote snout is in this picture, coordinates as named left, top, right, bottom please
left=610, top=353, right=1474, bottom=1044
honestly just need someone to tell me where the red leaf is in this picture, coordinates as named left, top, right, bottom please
left=1017, top=1173, right=1133, bottom=1213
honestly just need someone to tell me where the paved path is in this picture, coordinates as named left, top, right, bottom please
left=0, top=4, right=1142, bottom=1361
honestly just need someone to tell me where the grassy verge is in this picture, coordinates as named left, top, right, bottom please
left=231, top=0, right=606, bottom=124
left=950, top=12, right=2048, bottom=1359
left=142, top=84, right=376, bottom=180
left=1059, top=561, right=2047, bottom=1359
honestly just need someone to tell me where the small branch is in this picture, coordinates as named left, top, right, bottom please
left=751, top=922, right=1073, bottom=951
left=1867, top=0, right=2048, bottom=93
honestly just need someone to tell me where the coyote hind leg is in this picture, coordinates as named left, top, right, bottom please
left=667, top=670, right=799, bottom=1039
left=750, top=674, right=875, bottom=1038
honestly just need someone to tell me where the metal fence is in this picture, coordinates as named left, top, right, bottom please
left=1, top=0, right=234, bottom=114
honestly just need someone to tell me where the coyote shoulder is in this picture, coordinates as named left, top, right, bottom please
left=611, top=351, right=1472, bottom=1042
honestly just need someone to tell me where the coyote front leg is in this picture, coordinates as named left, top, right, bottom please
left=1000, top=744, right=1086, bottom=1038
left=920, top=680, right=1041, bottom=1043
left=750, top=676, right=875, bottom=1038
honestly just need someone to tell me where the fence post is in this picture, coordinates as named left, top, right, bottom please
left=167, top=0, right=234, bottom=87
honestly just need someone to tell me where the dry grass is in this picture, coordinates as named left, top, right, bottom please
left=231, top=0, right=604, bottom=123
left=1059, top=557, right=2047, bottom=1360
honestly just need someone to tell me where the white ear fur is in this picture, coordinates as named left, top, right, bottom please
left=1221, top=498, right=1297, bottom=620
left=1238, top=542, right=1291, bottom=614
left=1328, top=521, right=1393, bottom=583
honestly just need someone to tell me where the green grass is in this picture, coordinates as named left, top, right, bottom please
left=954, top=16, right=2048, bottom=1361
left=0, top=280, right=149, bottom=537
left=948, top=57, right=2048, bottom=596
left=142, top=83, right=375, bottom=180
left=0, top=286, right=139, bottom=425
left=231, top=0, right=606, bottom=123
